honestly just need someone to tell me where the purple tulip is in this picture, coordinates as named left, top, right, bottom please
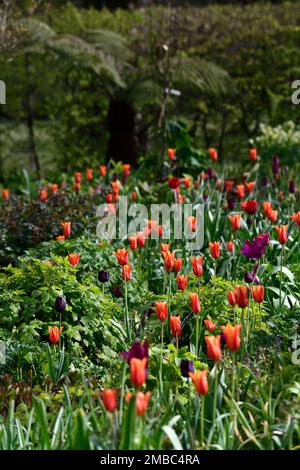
left=98, top=270, right=110, bottom=283
left=207, top=167, right=215, bottom=180
left=262, top=176, right=270, bottom=187
left=55, top=296, right=67, bottom=313
left=240, top=233, right=270, bottom=260
left=272, top=156, right=280, bottom=175
left=120, top=340, right=149, bottom=363
left=289, top=180, right=295, bottom=194
left=180, top=359, right=194, bottom=378
left=244, top=272, right=254, bottom=283
left=113, top=285, right=123, bottom=298
left=227, top=197, right=235, bottom=210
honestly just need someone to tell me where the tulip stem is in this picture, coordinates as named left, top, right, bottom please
left=195, top=315, right=199, bottom=357
left=159, top=322, right=164, bottom=398
left=59, top=312, right=62, bottom=352
left=279, top=246, right=284, bottom=311
left=200, top=395, right=205, bottom=448
left=119, top=361, right=127, bottom=425
left=212, top=363, right=218, bottom=426
left=231, top=352, right=236, bottom=400
left=124, top=278, right=131, bottom=343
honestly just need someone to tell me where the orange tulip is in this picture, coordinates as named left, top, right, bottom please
left=130, top=357, right=147, bottom=388
left=245, top=181, right=255, bottom=193
left=56, top=236, right=65, bottom=241
left=275, top=225, right=288, bottom=245
left=48, top=325, right=63, bottom=345
left=51, top=184, right=59, bottom=194
left=122, top=264, right=132, bottom=282
left=114, top=248, right=129, bottom=266
left=187, top=216, right=197, bottom=232
left=225, top=180, right=235, bottom=193
left=106, top=193, right=113, bottom=203
left=137, top=231, right=146, bottom=247
left=227, top=241, right=234, bottom=252
left=189, top=369, right=209, bottom=395
left=39, top=189, right=49, bottom=202
left=131, top=191, right=137, bottom=202
left=73, top=181, right=81, bottom=193
left=123, top=164, right=131, bottom=177
left=135, top=391, right=151, bottom=416
left=291, top=211, right=300, bottom=226
left=222, top=324, right=242, bottom=352
left=233, top=286, right=249, bottom=308
left=69, top=253, right=80, bottom=267
left=227, top=290, right=236, bottom=306
left=182, top=176, right=191, bottom=189
left=189, top=293, right=201, bottom=314
left=111, top=180, right=121, bottom=195
left=170, top=316, right=181, bottom=337
left=156, top=301, right=168, bottom=321
left=236, top=185, right=245, bottom=200
left=176, top=274, right=188, bottom=291
left=128, top=235, right=138, bottom=250
left=173, top=258, right=183, bottom=273
left=61, top=222, right=71, bottom=238
left=228, top=214, right=241, bottom=231
left=86, top=168, right=93, bottom=182
left=2, top=189, right=9, bottom=200
left=99, top=165, right=107, bottom=177
left=252, top=285, right=264, bottom=303
left=204, top=319, right=217, bottom=332
left=205, top=335, right=222, bottom=361
left=167, top=148, right=176, bottom=161
left=249, top=148, right=257, bottom=161
left=208, top=147, right=218, bottom=161
left=161, top=243, right=170, bottom=254
left=209, top=241, right=221, bottom=259
left=74, top=172, right=82, bottom=183
left=162, top=250, right=175, bottom=273
left=191, top=256, right=204, bottom=277
left=101, top=389, right=117, bottom=412
left=263, top=201, right=277, bottom=222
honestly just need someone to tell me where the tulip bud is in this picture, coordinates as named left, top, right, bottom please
left=54, top=296, right=67, bottom=313
left=98, top=270, right=110, bottom=283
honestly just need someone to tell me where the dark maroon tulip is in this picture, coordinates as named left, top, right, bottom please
left=262, top=176, right=270, bottom=187
left=289, top=180, right=295, bottom=194
left=120, top=340, right=149, bottom=363
left=240, top=233, right=270, bottom=260
left=113, top=285, right=123, bottom=298
left=180, top=359, right=195, bottom=378
left=98, top=270, right=110, bottom=283
left=207, top=167, right=215, bottom=180
left=272, top=156, right=280, bottom=175
left=227, top=197, right=235, bottom=210
left=244, top=272, right=254, bottom=283
left=55, top=296, right=67, bottom=313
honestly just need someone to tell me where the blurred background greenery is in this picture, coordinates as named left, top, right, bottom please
left=1, top=0, right=300, bottom=181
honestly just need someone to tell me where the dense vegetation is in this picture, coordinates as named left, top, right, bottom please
left=1, top=1, right=300, bottom=179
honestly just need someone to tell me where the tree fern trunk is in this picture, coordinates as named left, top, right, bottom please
left=106, top=98, right=138, bottom=167
left=25, top=54, right=41, bottom=179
